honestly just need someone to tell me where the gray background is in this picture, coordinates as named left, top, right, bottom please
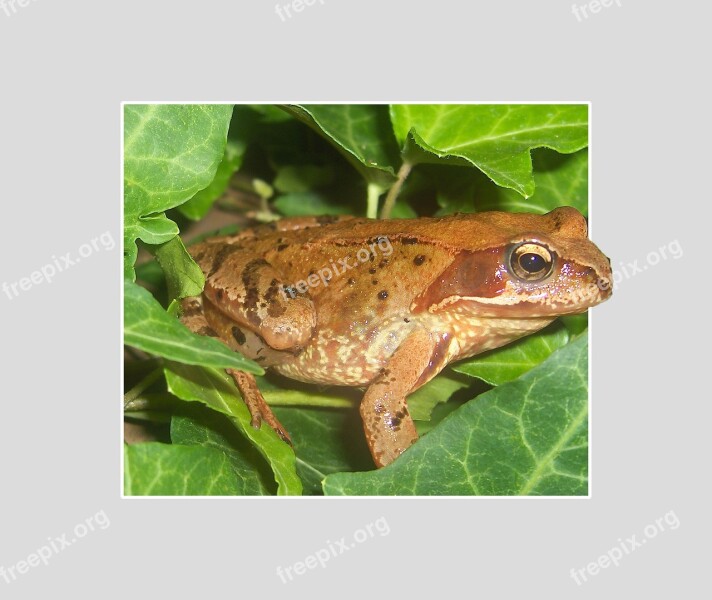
left=1, top=0, right=706, bottom=596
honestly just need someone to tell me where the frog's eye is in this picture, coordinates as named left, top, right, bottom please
left=509, top=242, right=555, bottom=281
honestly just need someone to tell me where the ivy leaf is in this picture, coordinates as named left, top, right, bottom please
left=177, top=139, right=245, bottom=220
left=323, top=334, right=589, bottom=496
left=407, top=371, right=472, bottom=420
left=124, top=280, right=261, bottom=372
left=390, top=104, right=588, bottom=198
left=272, top=405, right=373, bottom=495
left=124, top=443, right=241, bottom=496
left=453, top=322, right=571, bottom=386
left=163, top=363, right=302, bottom=496
left=170, top=410, right=275, bottom=495
left=152, top=236, right=205, bottom=301
left=281, top=104, right=400, bottom=189
left=124, top=104, right=233, bottom=279
left=273, top=192, right=353, bottom=216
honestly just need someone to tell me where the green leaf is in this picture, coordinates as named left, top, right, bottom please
left=561, top=313, right=589, bottom=337
left=407, top=371, right=471, bottom=421
left=124, top=443, right=241, bottom=496
left=471, top=148, right=589, bottom=216
left=273, top=164, right=336, bottom=193
left=430, top=148, right=587, bottom=219
left=153, top=236, right=205, bottom=300
left=282, top=104, right=400, bottom=189
left=273, top=191, right=353, bottom=216
left=178, top=139, right=245, bottom=220
left=171, top=410, right=275, bottom=495
left=453, top=322, right=571, bottom=386
left=273, top=405, right=373, bottom=495
left=124, top=279, right=261, bottom=372
left=390, top=104, right=588, bottom=198
left=124, top=104, right=233, bottom=279
left=163, top=363, right=302, bottom=496
left=323, top=334, right=589, bottom=496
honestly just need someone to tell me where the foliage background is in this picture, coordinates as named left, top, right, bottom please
left=123, top=104, right=589, bottom=496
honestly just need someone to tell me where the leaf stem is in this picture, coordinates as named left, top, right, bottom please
left=124, top=368, right=163, bottom=410
left=379, top=161, right=413, bottom=219
left=366, top=182, right=382, bottom=219
left=263, top=390, right=353, bottom=409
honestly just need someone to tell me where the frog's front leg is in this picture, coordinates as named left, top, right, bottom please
left=192, top=242, right=317, bottom=351
left=361, top=329, right=447, bottom=467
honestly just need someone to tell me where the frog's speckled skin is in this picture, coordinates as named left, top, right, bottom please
left=181, top=208, right=612, bottom=467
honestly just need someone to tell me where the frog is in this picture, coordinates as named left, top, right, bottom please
left=180, top=207, right=612, bottom=468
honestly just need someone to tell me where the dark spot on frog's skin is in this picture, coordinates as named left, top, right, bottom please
left=192, top=250, right=206, bottom=263
left=369, top=267, right=377, bottom=274
left=208, top=244, right=244, bottom=277
left=277, top=244, right=289, bottom=251
left=216, top=289, right=224, bottom=301
left=413, top=254, right=426, bottom=266
left=231, top=326, right=246, bottom=345
left=242, top=259, right=269, bottom=326
left=551, top=211, right=564, bottom=230
left=181, top=301, right=201, bottom=317
left=378, top=290, right=388, bottom=300
left=198, top=326, right=219, bottom=337
left=255, top=356, right=266, bottom=363
left=316, top=215, right=341, bottom=225
left=347, top=278, right=356, bottom=285
left=388, top=416, right=401, bottom=430
left=404, top=317, right=410, bottom=323
left=372, top=279, right=378, bottom=285
left=375, top=403, right=385, bottom=415
left=401, top=236, right=418, bottom=245
left=378, top=259, right=389, bottom=268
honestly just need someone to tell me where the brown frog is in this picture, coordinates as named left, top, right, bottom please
left=180, top=207, right=612, bottom=467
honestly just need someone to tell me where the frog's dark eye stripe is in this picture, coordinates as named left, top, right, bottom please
left=509, top=242, right=554, bottom=281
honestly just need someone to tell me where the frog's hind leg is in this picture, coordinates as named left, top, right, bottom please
left=179, top=297, right=292, bottom=446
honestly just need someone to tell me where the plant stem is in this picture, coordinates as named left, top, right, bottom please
left=124, top=368, right=163, bottom=410
left=366, top=182, right=382, bottom=219
left=379, top=161, right=413, bottom=220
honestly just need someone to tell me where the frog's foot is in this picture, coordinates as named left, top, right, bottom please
left=361, top=329, right=442, bottom=468
left=228, top=369, right=292, bottom=446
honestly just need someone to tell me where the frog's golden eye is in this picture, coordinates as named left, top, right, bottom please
left=509, top=242, right=555, bottom=281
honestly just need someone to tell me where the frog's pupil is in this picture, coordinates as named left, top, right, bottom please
left=520, top=253, right=546, bottom=273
